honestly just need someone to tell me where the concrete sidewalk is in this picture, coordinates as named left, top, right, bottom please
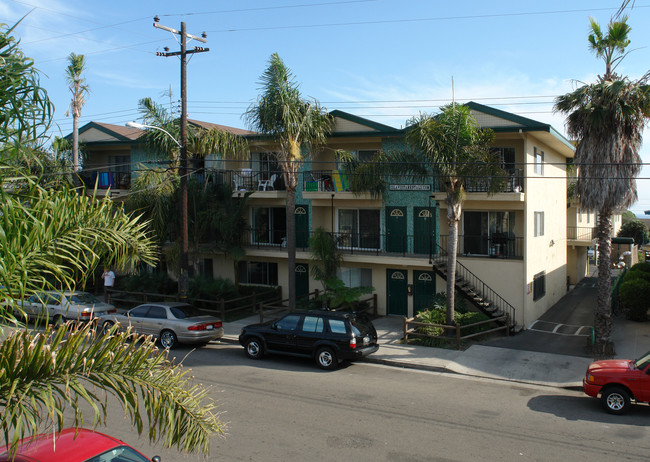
left=222, top=305, right=650, bottom=390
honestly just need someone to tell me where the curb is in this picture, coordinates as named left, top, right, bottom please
left=220, top=334, right=584, bottom=391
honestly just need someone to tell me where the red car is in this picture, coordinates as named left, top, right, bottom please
left=0, top=428, right=160, bottom=462
left=583, top=350, right=650, bottom=414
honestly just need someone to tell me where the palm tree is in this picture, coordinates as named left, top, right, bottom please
left=244, top=53, right=334, bottom=310
left=1, top=322, right=222, bottom=457
left=128, top=97, right=249, bottom=292
left=0, top=24, right=224, bottom=455
left=555, top=16, right=650, bottom=357
left=65, top=53, right=89, bottom=173
left=342, top=104, right=501, bottom=326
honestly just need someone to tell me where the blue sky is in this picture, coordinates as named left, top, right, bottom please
left=3, top=0, right=650, bottom=213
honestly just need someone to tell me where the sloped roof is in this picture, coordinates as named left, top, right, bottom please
left=72, top=120, right=255, bottom=144
left=329, top=110, right=399, bottom=134
left=70, top=121, right=144, bottom=143
left=188, top=119, right=256, bottom=136
left=465, top=101, right=574, bottom=157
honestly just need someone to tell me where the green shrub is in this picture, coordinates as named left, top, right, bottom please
left=622, top=270, right=650, bottom=284
left=409, top=307, right=492, bottom=347
left=425, top=292, right=468, bottom=314
left=118, top=271, right=176, bottom=294
left=628, top=261, right=650, bottom=274
left=189, top=276, right=237, bottom=301
left=619, top=278, right=650, bottom=322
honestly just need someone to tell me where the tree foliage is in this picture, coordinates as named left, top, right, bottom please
left=0, top=322, right=223, bottom=457
left=0, top=22, right=225, bottom=455
left=405, top=104, right=499, bottom=326
left=244, top=53, right=334, bottom=310
left=617, top=219, right=649, bottom=246
left=555, top=14, right=650, bottom=357
left=0, top=21, right=52, bottom=154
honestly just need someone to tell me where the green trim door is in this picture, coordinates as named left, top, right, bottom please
left=386, top=207, right=406, bottom=253
left=413, top=270, right=436, bottom=315
left=386, top=269, right=408, bottom=316
left=295, top=263, right=309, bottom=301
left=295, top=205, right=309, bottom=249
left=414, top=207, right=434, bottom=255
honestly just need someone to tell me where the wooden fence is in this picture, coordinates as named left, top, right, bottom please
left=403, top=315, right=510, bottom=350
left=106, top=286, right=282, bottom=322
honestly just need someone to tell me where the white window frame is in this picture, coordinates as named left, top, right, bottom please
left=534, top=147, right=544, bottom=175
left=534, top=211, right=544, bottom=237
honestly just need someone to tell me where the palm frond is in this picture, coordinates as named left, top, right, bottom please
left=0, top=322, right=224, bottom=456
left=0, top=174, right=157, bottom=311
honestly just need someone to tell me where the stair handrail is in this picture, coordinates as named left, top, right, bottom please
left=432, top=241, right=516, bottom=328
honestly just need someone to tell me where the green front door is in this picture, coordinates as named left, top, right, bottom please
left=295, top=205, right=309, bottom=249
left=295, top=263, right=309, bottom=301
left=386, top=269, right=408, bottom=316
left=413, top=270, right=436, bottom=315
left=386, top=207, right=406, bottom=253
left=414, top=207, right=434, bottom=255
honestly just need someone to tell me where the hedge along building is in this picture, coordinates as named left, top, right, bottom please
left=73, top=102, right=577, bottom=330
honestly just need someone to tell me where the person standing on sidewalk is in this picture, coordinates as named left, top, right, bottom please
left=101, top=266, right=115, bottom=302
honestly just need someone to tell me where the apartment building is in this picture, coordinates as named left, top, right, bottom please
left=74, top=102, right=576, bottom=330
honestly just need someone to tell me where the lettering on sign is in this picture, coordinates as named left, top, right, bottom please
left=389, top=184, right=431, bottom=191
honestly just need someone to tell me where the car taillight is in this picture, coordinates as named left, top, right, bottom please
left=108, top=308, right=116, bottom=314
left=188, top=322, right=222, bottom=331
left=81, top=311, right=91, bottom=317
left=349, top=337, right=357, bottom=349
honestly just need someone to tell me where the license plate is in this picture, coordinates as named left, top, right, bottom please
left=206, top=325, right=214, bottom=330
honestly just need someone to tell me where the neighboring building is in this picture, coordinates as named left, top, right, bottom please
left=73, top=102, right=579, bottom=330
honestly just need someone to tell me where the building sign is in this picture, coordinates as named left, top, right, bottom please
left=389, top=184, right=431, bottom=191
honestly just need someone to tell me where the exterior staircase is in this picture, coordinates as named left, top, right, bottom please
left=431, top=243, right=517, bottom=331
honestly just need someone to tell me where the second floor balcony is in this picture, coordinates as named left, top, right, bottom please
left=567, top=226, right=597, bottom=243
left=243, top=228, right=524, bottom=260
left=204, top=167, right=525, bottom=195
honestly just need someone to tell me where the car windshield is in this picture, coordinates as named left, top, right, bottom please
left=69, top=293, right=100, bottom=304
left=633, top=350, right=650, bottom=369
left=84, top=445, right=151, bottom=462
left=170, top=305, right=202, bottom=319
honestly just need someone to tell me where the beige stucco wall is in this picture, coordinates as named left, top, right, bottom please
left=522, top=134, right=568, bottom=326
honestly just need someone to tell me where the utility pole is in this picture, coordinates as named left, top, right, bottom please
left=153, top=16, right=209, bottom=300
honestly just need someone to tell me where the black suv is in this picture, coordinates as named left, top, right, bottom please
left=238, top=310, right=379, bottom=370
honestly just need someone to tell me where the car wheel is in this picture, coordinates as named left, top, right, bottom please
left=102, top=320, right=115, bottom=332
left=316, top=347, right=338, bottom=370
left=601, top=386, right=631, bottom=414
left=159, top=330, right=178, bottom=349
left=245, top=337, right=264, bottom=359
left=52, top=315, right=65, bottom=328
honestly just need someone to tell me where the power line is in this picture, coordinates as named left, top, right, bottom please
left=157, top=0, right=378, bottom=18
left=204, top=5, right=650, bottom=34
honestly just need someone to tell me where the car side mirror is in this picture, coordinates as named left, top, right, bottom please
left=271, top=322, right=278, bottom=330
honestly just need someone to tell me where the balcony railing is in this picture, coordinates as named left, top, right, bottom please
left=567, top=226, right=597, bottom=241
left=243, top=228, right=523, bottom=259
left=205, top=169, right=286, bottom=191
left=203, top=168, right=525, bottom=195
left=464, top=168, right=524, bottom=193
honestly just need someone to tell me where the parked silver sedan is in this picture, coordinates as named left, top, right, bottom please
left=99, top=302, right=224, bottom=349
left=17, top=291, right=115, bottom=324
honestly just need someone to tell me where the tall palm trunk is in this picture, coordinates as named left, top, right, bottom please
left=446, top=188, right=463, bottom=326
left=286, top=185, right=296, bottom=311
left=72, top=111, right=79, bottom=172
left=595, top=211, right=615, bottom=357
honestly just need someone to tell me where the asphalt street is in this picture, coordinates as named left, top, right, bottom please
left=85, top=342, right=650, bottom=462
